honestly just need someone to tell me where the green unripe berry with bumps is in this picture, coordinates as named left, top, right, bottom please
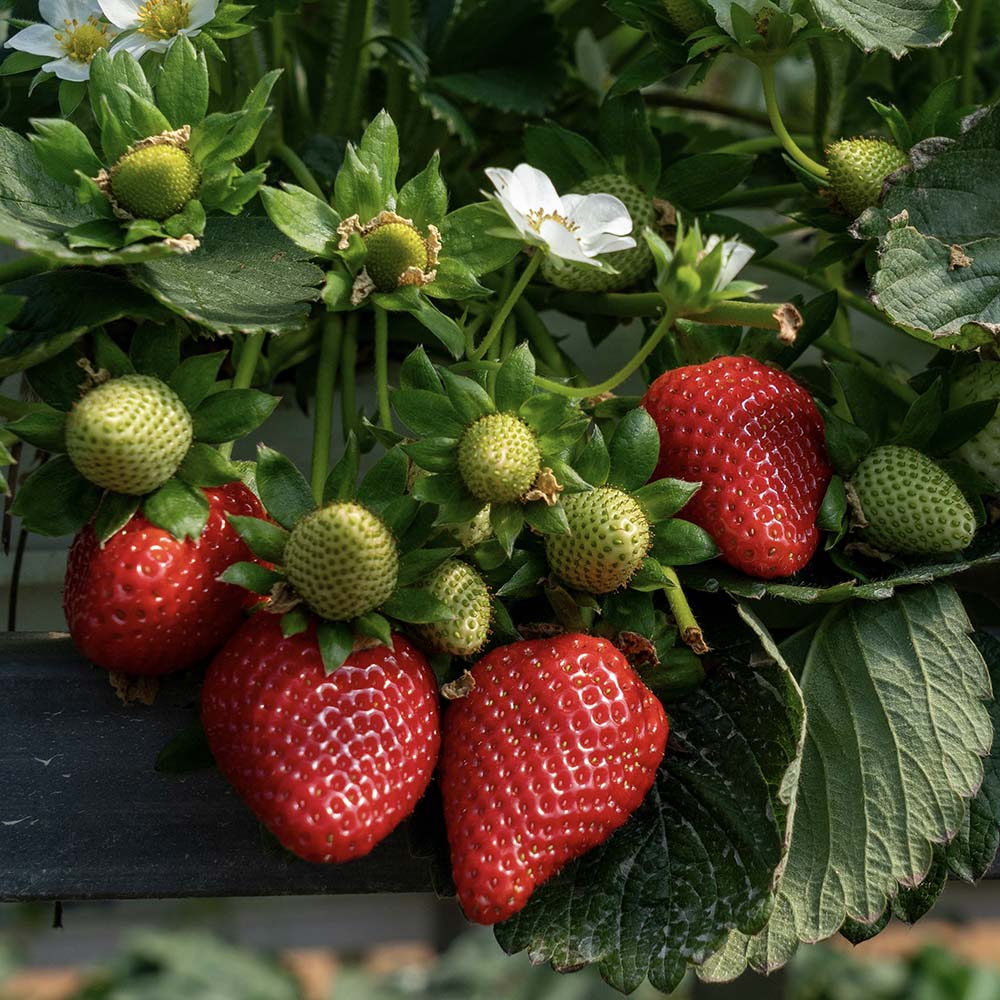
left=542, top=174, right=655, bottom=293
left=545, top=486, right=652, bottom=594
left=850, top=446, right=976, bottom=555
left=451, top=505, right=492, bottom=549
left=363, top=222, right=429, bottom=291
left=416, top=559, right=492, bottom=657
left=661, top=0, right=712, bottom=34
left=284, top=502, right=399, bottom=621
left=457, top=413, right=541, bottom=503
left=949, top=361, right=1000, bottom=491
left=110, top=143, right=200, bottom=220
left=66, top=374, right=193, bottom=495
left=826, top=138, right=908, bottom=219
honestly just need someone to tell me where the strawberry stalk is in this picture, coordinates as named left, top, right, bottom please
left=760, top=63, right=829, bottom=181
left=310, top=315, right=343, bottom=502
left=340, top=313, right=358, bottom=442
left=219, top=332, right=266, bottom=459
left=373, top=305, right=392, bottom=430
left=272, top=142, right=324, bottom=200
left=663, top=566, right=708, bottom=655
left=469, top=253, right=542, bottom=360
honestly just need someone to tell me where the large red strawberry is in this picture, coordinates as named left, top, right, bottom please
left=642, top=356, right=831, bottom=578
left=439, top=633, right=667, bottom=925
left=64, top=481, right=264, bottom=675
left=201, top=612, right=441, bottom=863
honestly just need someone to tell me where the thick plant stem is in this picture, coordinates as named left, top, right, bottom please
left=324, top=0, right=371, bottom=136
left=545, top=290, right=663, bottom=318
left=220, top=332, right=266, bottom=459
left=514, top=299, right=570, bottom=376
left=373, top=306, right=392, bottom=431
left=663, top=567, right=708, bottom=655
left=714, top=135, right=814, bottom=156
left=340, top=313, right=358, bottom=441
left=310, top=315, right=343, bottom=503
left=0, top=255, right=49, bottom=284
left=815, top=335, right=917, bottom=404
left=535, top=308, right=678, bottom=399
left=959, top=0, right=983, bottom=106
left=470, top=253, right=542, bottom=361
left=697, top=300, right=796, bottom=330
left=273, top=143, right=325, bottom=200
left=760, top=63, right=830, bottom=180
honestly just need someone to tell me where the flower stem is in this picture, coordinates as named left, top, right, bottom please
left=373, top=305, right=392, bottom=430
left=513, top=299, right=570, bottom=376
left=272, top=142, right=325, bottom=200
left=534, top=308, right=678, bottom=399
left=0, top=254, right=48, bottom=284
left=310, top=315, right=343, bottom=503
left=696, top=300, right=793, bottom=330
left=759, top=63, right=830, bottom=181
left=220, top=332, right=266, bottom=460
left=470, top=253, right=542, bottom=361
left=340, top=312, right=358, bottom=441
left=543, top=290, right=663, bottom=318
left=663, top=567, right=708, bottom=655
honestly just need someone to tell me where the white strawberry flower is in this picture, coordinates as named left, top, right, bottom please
left=704, top=234, right=756, bottom=290
left=485, top=163, right=635, bottom=268
left=4, top=0, right=115, bottom=81
left=100, top=0, right=216, bottom=58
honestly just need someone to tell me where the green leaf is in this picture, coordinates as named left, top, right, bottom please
left=827, top=361, right=887, bottom=442
left=523, top=122, right=610, bottom=191
left=523, top=500, right=569, bottom=536
left=399, top=345, right=443, bottom=392
left=381, top=587, right=454, bottom=624
left=397, top=150, right=448, bottom=229
left=218, top=561, right=283, bottom=595
left=928, top=400, right=1000, bottom=455
left=434, top=494, right=485, bottom=527
left=167, top=351, right=226, bottom=411
left=173, top=443, right=237, bottom=488
left=357, top=110, right=399, bottom=206
left=892, top=376, right=944, bottom=450
left=323, top=432, right=360, bottom=504
left=438, top=203, right=521, bottom=277
left=155, top=722, right=215, bottom=774
left=651, top=518, right=719, bottom=565
left=155, top=35, right=209, bottom=129
left=391, top=388, right=465, bottom=438
left=819, top=401, right=872, bottom=478
left=633, top=478, right=700, bottom=522
left=660, top=154, right=754, bottom=211
left=143, top=478, right=210, bottom=541
left=810, top=0, right=957, bottom=57
left=411, top=471, right=464, bottom=505
left=438, top=368, right=494, bottom=424
left=89, top=48, right=154, bottom=134
left=134, top=216, right=324, bottom=336
left=333, top=144, right=383, bottom=222
left=403, top=437, right=458, bottom=473
left=94, top=492, right=141, bottom=544
left=356, top=611, right=394, bottom=649
left=281, top=607, right=310, bottom=637
left=57, top=78, right=86, bottom=117
left=607, top=408, right=660, bottom=492
left=259, top=184, right=341, bottom=258
left=490, top=502, right=523, bottom=557
left=10, top=456, right=101, bottom=536
left=28, top=119, right=101, bottom=188
left=226, top=514, right=289, bottom=564
left=93, top=329, right=134, bottom=377
left=494, top=342, right=535, bottom=414
left=6, top=409, right=66, bottom=452
left=574, top=426, right=610, bottom=488
left=317, top=620, right=355, bottom=673
left=377, top=285, right=464, bottom=358
left=891, top=848, right=949, bottom=925
left=191, top=388, right=278, bottom=444
left=599, top=92, right=660, bottom=194
left=357, top=446, right=408, bottom=514
left=397, top=547, right=459, bottom=588
left=256, top=445, right=314, bottom=530
left=497, top=608, right=805, bottom=994
left=129, top=323, right=180, bottom=380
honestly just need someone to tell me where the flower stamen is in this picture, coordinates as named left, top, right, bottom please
left=54, top=15, right=111, bottom=63
left=136, top=0, right=192, bottom=38
left=525, top=208, right=579, bottom=234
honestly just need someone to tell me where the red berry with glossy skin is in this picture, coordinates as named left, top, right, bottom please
left=64, top=482, right=264, bottom=675
left=642, top=356, right=831, bottom=579
left=201, top=613, right=441, bottom=864
left=439, top=633, right=668, bottom=925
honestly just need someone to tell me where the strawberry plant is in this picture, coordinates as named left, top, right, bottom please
left=0, top=0, right=999, bottom=993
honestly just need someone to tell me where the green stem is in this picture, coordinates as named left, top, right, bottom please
left=0, top=254, right=49, bottom=284
left=544, top=290, right=663, bottom=318
left=373, top=306, right=392, bottom=431
left=340, top=312, right=358, bottom=441
left=272, top=142, right=325, bottom=200
left=759, top=63, right=830, bottom=180
left=712, top=183, right=802, bottom=209
left=310, top=315, right=343, bottom=503
left=535, top=308, right=678, bottom=399
left=646, top=91, right=773, bottom=128
left=513, top=299, right=569, bottom=376
left=959, top=0, right=983, bottom=106
left=663, top=567, right=708, bottom=655
left=714, top=134, right=814, bottom=155
left=470, top=253, right=542, bottom=361
left=696, top=300, right=794, bottom=330
left=219, top=332, right=265, bottom=460
left=815, top=334, right=917, bottom=404
left=323, top=0, right=371, bottom=135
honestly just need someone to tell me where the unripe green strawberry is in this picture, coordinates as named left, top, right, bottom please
left=416, top=559, right=491, bottom=657
left=850, top=446, right=976, bottom=555
left=364, top=222, right=430, bottom=291
left=542, top=174, right=655, bottom=292
left=450, top=505, right=492, bottom=548
left=661, top=0, right=712, bottom=33
left=826, top=138, right=908, bottom=218
left=284, top=502, right=399, bottom=621
left=545, top=486, right=651, bottom=593
left=457, top=413, right=541, bottom=503
left=110, top=143, right=200, bottom=220
left=949, top=361, right=1000, bottom=490
left=65, top=374, right=193, bottom=495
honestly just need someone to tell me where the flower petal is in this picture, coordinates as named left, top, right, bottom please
left=186, top=0, right=217, bottom=29
left=565, top=192, right=633, bottom=238
left=109, top=29, right=160, bottom=54
left=715, top=240, right=755, bottom=290
left=39, top=0, right=74, bottom=26
left=586, top=233, right=637, bottom=255
left=4, top=23, right=62, bottom=56
left=98, top=0, right=140, bottom=28
left=507, top=163, right=562, bottom=217
left=537, top=219, right=596, bottom=265
left=43, top=53, right=91, bottom=79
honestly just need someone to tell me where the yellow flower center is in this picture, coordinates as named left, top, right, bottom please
left=55, top=16, right=111, bottom=63
left=526, top=208, right=579, bottom=234
left=136, top=0, right=192, bottom=39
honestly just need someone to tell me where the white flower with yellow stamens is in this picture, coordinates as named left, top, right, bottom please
left=100, top=0, right=216, bottom=57
left=485, top=163, right=635, bottom=268
left=4, top=0, right=115, bottom=81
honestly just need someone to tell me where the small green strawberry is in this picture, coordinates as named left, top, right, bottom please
left=110, top=141, right=201, bottom=220
left=364, top=221, right=432, bottom=292
left=949, top=361, right=1000, bottom=490
left=850, top=446, right=976, bottom=555
left=450, top=505, right=492, bottom=549
left=661, top=0, right=712, bottom=33
left=65, top=374, right=193, bottom=495
left=826, top=138, right=908, bottom=218
left=457, top=413, right=541, bottom=503
left=284, top=501, right=399, bottom=621
left=416, top=559, right=491, bottom=657
left=545, top=486, right=652, bottom=593
left=542, top=174, right=655, bottom=292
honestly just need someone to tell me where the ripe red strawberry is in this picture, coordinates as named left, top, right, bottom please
left=64, top=482, right=264, bottom=675
left=439, top=633, right=667, bottom=925
left=201, top=612, right=441, bottom=863
left=642, top=356, right=831, bottom=578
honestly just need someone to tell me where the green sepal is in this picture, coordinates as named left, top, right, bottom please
left=397, top=547, right=461, bottom=588
left=382, top=587, right=454, bottom=624
left=26, top=350, right=88, bottom=412
left=818, top=401, right=873, bottom=478
left=164, top=199, right=206, bottom=240
left=381, top=494, right=421, bottom=538
left=6, top=409, right=67, bottom=452
left=357, top=446, right=408, bottom=514
left=323, top=432, right=360, bottom=504
left=412, top=471, right=464, bottom=505
left=190, top=388, right=279, bottom=444
left=438, top=367, right=495, bottom=424
left=10, top=456, right=101, bottom=536
left=167, top=352, right=227, bottom=411
left=317, top=620, right=355, bottom=673
left=396, top=150, right=447, bottom=230
left=607, top=408, right=660, bottom=492
left=818, top=475, right=849, bottom=548
left=376, top=287, right=465, bottom=359
left=227, top=513, right=289, bottom=564
left=651, top=518, right=719, bottom=565
left=256, top=445, right=315, bottom=530
left=281, top=607, right=310, bottom=637
left=629, top=556, right=672, bottom=592
left=143, top=478, right=209, bottom=542
left=434, top=494, right=485, bottom=526
left=391, top=388, right=465, bottom=438
left=523, top=500, right=570, bottom=536
left=403, top=437, right=458, bottom=472
left=260, top=183, right=341, bottom=258
left=155, top=35, right=209, bottom=129
left=129, top=323, right=181, bottom=380
left=218, top=560, right=283, bottom=595
left=891, top=377, right=944, bottom=452
left=519, top=393, right=578, bottom=436
left=546, top=458, right=592, bottom=494
left=574, top=426, right=610, bottom=487
left=94, top=492, right=141, bottom=544
left=28, top=118, right=101, bottom=188
left=491, top=502, right=523, bottom=557
left=356, top=611, right=394, bottom=649
left=361, top=417, right=404, bottom=451
left=176, top=443, right=242, bottom=487
left=93, top=329, right=135, bottom=378
left=495, top=343, right=536, bottom=415
left=495, top=552, right=548, bottom=599
left=536, top=416, right=589, bottom=456
left=928, top=400, right=1000, bottom=456
left=399, top=346, right=442, bottom=392
left=632, top=478, right=700, bottom=523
